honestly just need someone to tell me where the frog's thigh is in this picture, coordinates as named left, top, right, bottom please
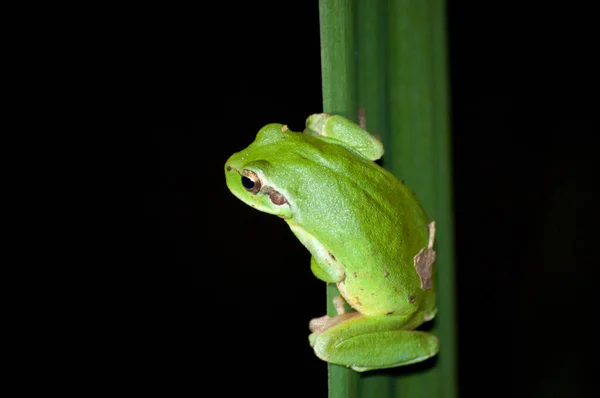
left=312, top=315, right=439, bottom=372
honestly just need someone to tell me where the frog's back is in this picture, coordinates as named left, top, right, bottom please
left=283, top=135, right=435, bottom=316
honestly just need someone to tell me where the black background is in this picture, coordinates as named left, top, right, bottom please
left=148, top=1, right=597, bottom=396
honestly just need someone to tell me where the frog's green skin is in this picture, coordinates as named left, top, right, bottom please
left=224, top=114, right=438, bottom=371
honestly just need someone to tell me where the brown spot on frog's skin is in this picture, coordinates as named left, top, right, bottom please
left=226, top=165, right=232, bottom=171
left=263, top=187, right=288, bottom=206
left=413, top=221, right=436, bottom=290
left=386, top=311, right=395, bottom=315
left=281, top=125, right=289, bottom=132
left=329, top=252, right=336, bottom=261
left=353, top=272, right=357, bottom=278
left=384, top=271, right=389, bottom=278
left=358, top=106, right=367, bottom=129
left=408, top=295, right=416, bottom=303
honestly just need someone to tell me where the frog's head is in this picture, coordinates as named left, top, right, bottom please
left=225, top=123, right=294, bottom=220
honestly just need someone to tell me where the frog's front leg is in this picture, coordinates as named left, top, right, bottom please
left=308, top=311, right=439, bottom=372
left=303, top=113, right=384, bottom=161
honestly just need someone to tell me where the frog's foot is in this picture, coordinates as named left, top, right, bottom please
left=333, top=295, right=347, bottom=315
left=310, top=314, right=439, bottom=372
left=308, top=312, right=361, bottom=346
left=308, top=295, right=355, bottom=346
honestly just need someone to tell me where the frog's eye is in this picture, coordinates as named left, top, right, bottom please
left=241, top=170, right=261, bottom=194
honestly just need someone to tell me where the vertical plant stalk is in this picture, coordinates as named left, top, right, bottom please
left=319, top=1, right=360, bottom=397
left=386, top=2, right=457, bottom=395
left=318, top=0, right=457, bottom=397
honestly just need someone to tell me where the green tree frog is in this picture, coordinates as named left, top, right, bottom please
left=224, top=114, right=439, bottom=371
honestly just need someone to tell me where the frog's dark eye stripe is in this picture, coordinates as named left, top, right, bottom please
left=264, top=187, right=288, bottom=206
left=241, top=170, right=261, bottom=194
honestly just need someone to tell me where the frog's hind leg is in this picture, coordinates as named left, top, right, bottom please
left=310, top=314, right=439, bottom=372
